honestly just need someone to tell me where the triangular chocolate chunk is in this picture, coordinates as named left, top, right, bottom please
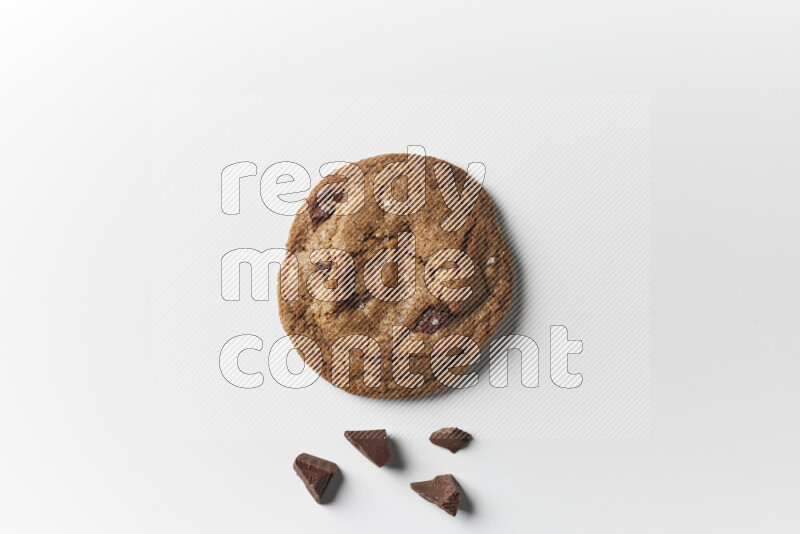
left=410, top=474, right=462, bottom=516
left=293, top=453, right=338, bottom=504
left=429, top=427, right=472, bottom=453
left=344, top=429, right=391, bottom=467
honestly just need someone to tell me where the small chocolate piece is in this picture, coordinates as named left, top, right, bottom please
left=429, top=427, right=472, bottom=453
left=309, top=190, right=344, bottom=225
left=340, top=291, right=372, bottom=310
left=309, top=202, right=331, bottom=225
left=315, top=261, right=332, bottom=271
left=344, top=429, right=391, bottom=467
left=293, top=453, right=338, bottom=504
left=410, top=474, right=462, bottom=516
left=413, top=306, right=452, bottom=334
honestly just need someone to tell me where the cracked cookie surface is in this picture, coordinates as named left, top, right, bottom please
left=278, top=154, right=513, bottom=398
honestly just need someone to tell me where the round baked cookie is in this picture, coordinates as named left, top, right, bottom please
left=278, top=153, right=513, bottom=399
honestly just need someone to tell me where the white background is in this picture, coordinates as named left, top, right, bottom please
left=150, top=94, right=649, bottom=441
left=2, top=1, right=799, bottom=532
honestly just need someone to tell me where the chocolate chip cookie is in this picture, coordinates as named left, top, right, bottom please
left=278, top=152, right=513, bottom=398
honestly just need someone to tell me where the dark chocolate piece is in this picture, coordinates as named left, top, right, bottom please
left=293, top=453, right=338, bottom=504
left=344, top=429, right=391, bottom=467
left=412, top=306, right=452, bottom=334
left=429, top=427, right=472, bottom=453
left=340, top=291, right=372, bottom=310
left=309, top=202, right=331, bottom=225
left=309, top=189, right=344, bottom=225
left=410, top=474, right=462, bottom=516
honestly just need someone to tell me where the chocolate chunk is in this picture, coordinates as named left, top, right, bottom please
left=340, top=291, right=372, bottom=310
left=410, top=474, right=462, bottom=516
left=429, top=427, right=472, bottom=453
left=315, top=261, right=332, bottom=271
left=344, top=429, right=391, bottom=467
left=309, top=202, right=331, bottom=225
left=293, top=453, right=338, bottom=504
left=309, top=189, right=345, bottom=225
left=412, top=306, right=452, bottom=334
